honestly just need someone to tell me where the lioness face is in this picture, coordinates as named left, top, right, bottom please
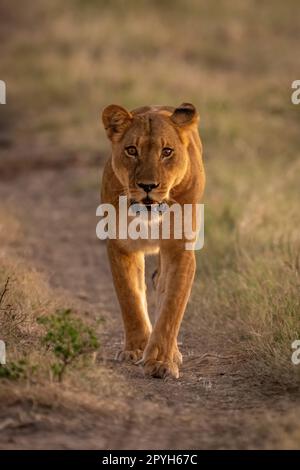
left=102, top=104, right=199, bottom=207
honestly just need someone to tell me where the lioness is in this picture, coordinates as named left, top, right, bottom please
left=101, top=103, right=205, bottom=379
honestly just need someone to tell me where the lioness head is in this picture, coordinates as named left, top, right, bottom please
left=102, top=103, right=199, bottom=207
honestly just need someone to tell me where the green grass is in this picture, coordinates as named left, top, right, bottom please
left=38, top=309, right=99, bottom=382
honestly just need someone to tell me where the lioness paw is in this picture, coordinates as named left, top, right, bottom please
left=116, top=348, right=143, bottom=363
left=142, top=359, right=179, bottom=379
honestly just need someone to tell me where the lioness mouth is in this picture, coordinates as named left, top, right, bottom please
left=142, top=197, right=156, bottom=210
left=129, top=198, right=167, bottom=213
left=129, top=197, right=156, bottom=208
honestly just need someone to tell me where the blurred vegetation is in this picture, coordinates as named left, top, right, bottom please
left=0, top=359, right=30, bottom=380
left=1, top=0, right=300, bottom=156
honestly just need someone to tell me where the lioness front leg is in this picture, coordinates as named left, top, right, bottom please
left=107, top=241, right=152, bottom=362
left=142, top=247, right=196, bottom=379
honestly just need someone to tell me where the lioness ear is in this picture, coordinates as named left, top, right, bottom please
left=170, top=103, right=199, bottom=127
left=102, top=104, right=132, bottom=141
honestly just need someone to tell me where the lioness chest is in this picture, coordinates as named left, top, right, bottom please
left=115, top=213, right=161, bottom=254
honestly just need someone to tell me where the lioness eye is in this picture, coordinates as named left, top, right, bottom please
left=161, top=147, right=173, bottom=158
left=125, top=146, right=138, bottom=158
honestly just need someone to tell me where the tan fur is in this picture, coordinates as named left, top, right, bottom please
left=101, top=103, right=205, bottom=378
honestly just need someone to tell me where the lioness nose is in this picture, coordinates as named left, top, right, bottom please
left=137, top=182, right=160, bottom=193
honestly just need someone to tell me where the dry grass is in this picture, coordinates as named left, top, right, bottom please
left=191, top=155, right=300, bottom=388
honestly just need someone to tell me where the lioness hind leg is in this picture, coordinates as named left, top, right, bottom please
left=151, top=255, right=161, bottom=290
left=151, top=268, right=159, bottom=289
